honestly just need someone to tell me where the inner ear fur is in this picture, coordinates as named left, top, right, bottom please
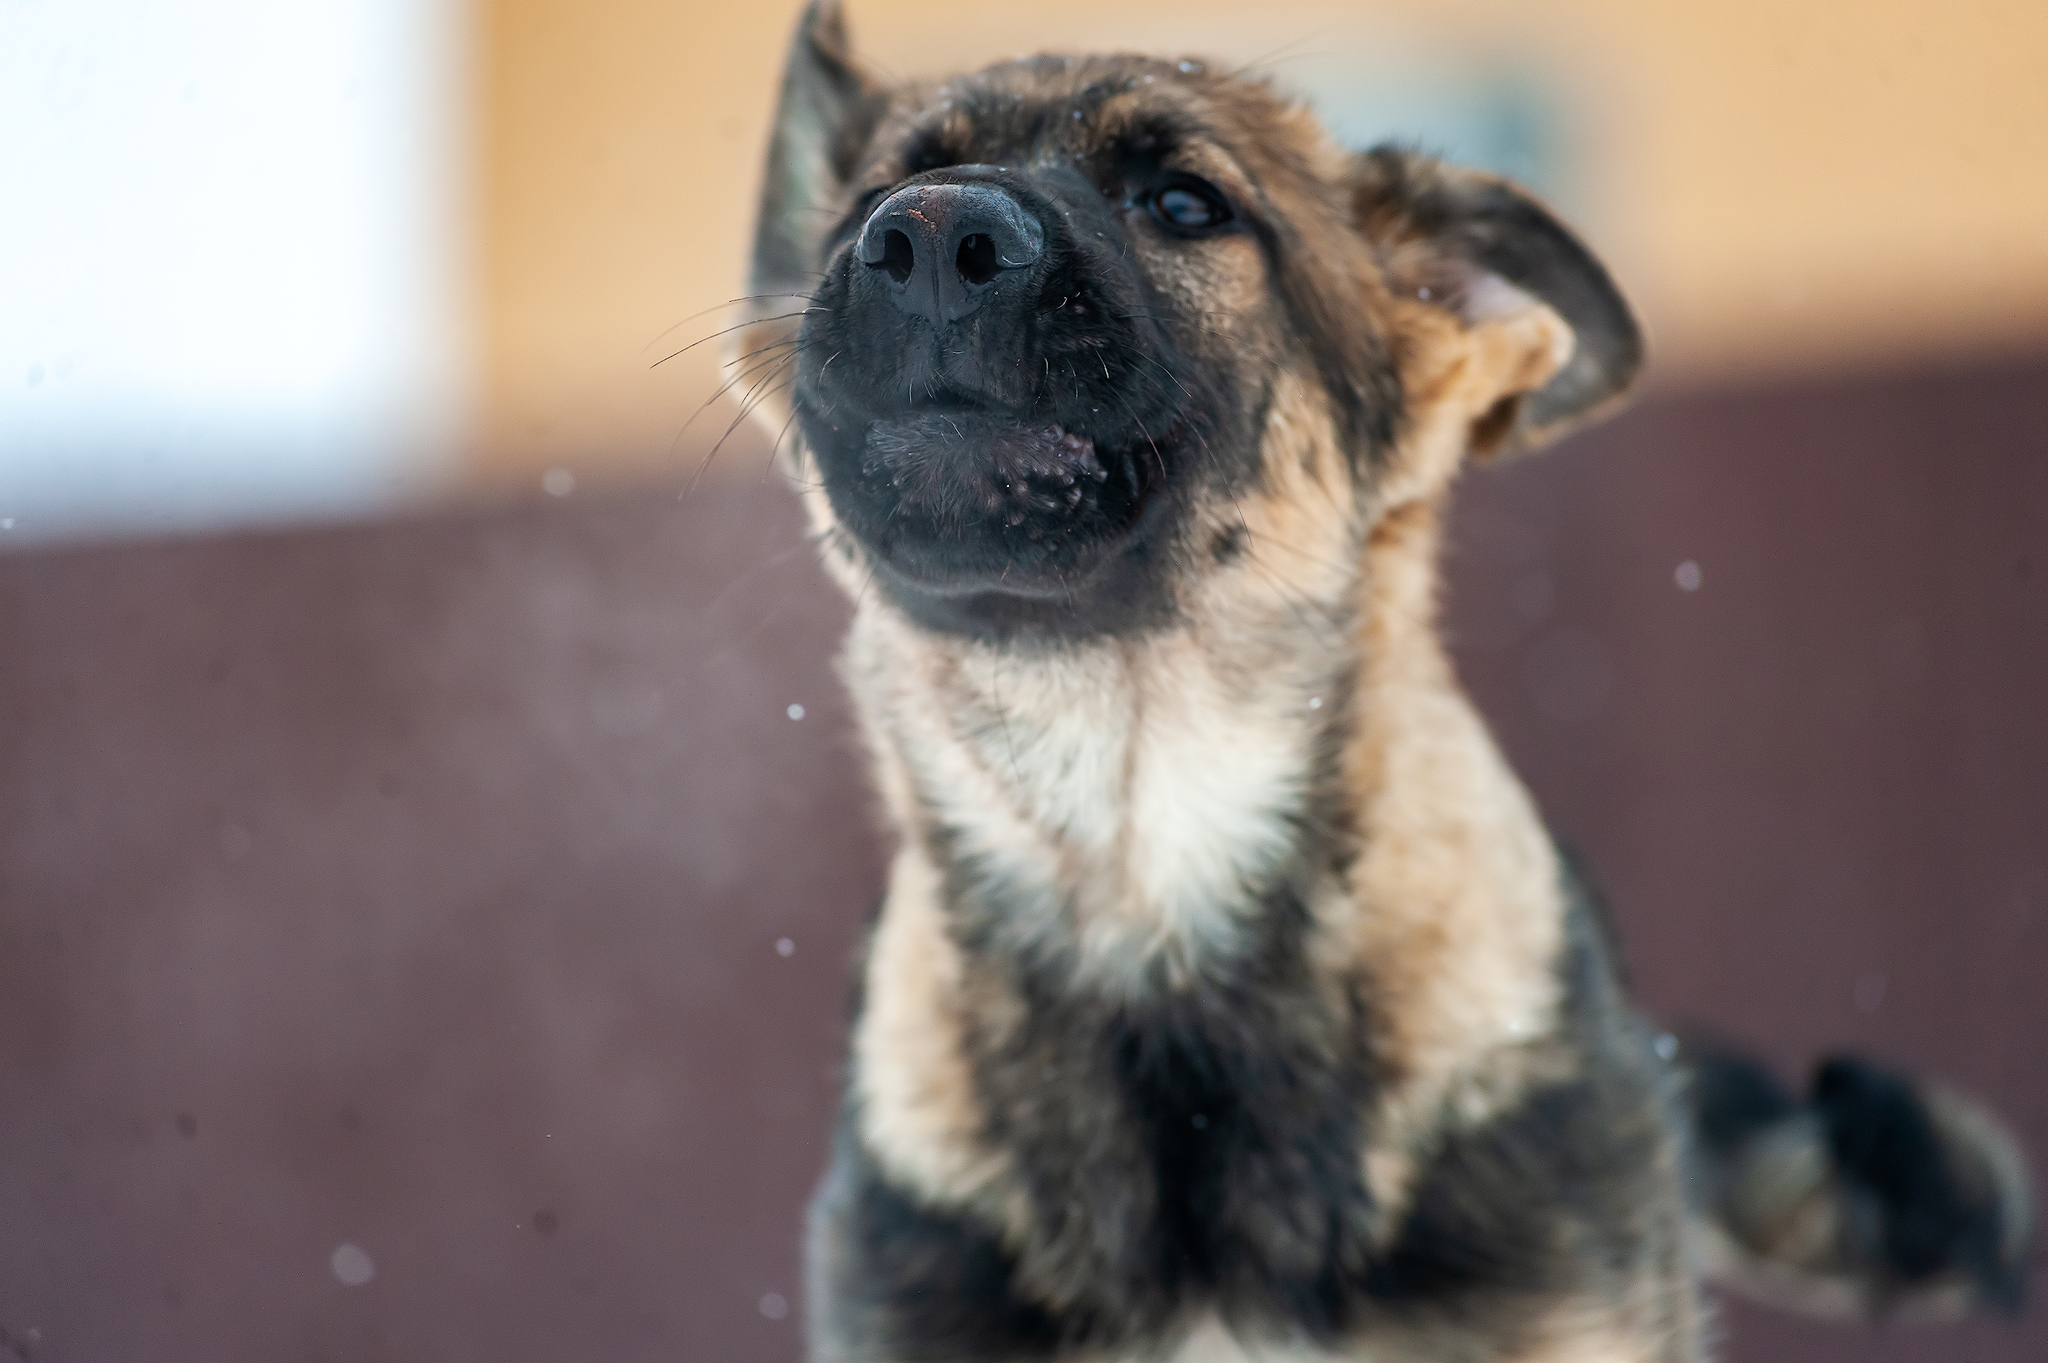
left=1350, top=146, right=1644, bottom=454
left=750, top=0, right=889, bottom=300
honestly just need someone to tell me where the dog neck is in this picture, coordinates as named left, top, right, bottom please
left=843, top=597, right=1345, bottom=994
left=836, top=478, right=1549, bottom=1015
left=824, top=367, right=1573, bottom=1220
left=826, top=342, right=1565, bottom=1024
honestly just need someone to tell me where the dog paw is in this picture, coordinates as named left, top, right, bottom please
left=1688, top=1046, right=2034, bottom=1320
left=1809, top=1054, right=2033, bottom=1317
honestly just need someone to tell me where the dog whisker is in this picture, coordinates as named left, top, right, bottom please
left=652, top=310, right=821, bottom=369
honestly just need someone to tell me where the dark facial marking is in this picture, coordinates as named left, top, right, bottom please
left=790, top=64, right=1296, bottom=639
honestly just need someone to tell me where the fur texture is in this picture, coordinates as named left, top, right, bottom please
left=731, top=6, right=2034, bottom=1359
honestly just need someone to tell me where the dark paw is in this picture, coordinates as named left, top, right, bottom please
left=1810, top=1054, right=2033, bottom=1316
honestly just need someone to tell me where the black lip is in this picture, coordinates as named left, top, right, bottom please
left=859, top=438, right=1185, bottom=639
left=881, top=453, right=1176, bottom=599
left=830, top=405, right=1177, bottom=596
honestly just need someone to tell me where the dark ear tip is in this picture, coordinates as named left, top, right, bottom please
left=802, top=0, right=851, bottom=54
left=792, top=0, right=871, bottom=113
left=753, top=0, right=884, bottom=295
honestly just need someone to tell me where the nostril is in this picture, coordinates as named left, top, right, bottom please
left=956, top=234, right=1001, bottom=287
left=872, top=228, right=915, bottom=285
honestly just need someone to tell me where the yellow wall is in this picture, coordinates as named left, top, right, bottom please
left=475, top=0, right=2048, bottom=488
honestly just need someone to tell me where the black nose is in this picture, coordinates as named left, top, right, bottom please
left=857, top=178, right=1045, bottom=326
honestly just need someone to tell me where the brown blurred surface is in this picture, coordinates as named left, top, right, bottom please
left=1446, top=351, right=2048, bottom=1362
left=2, top=353, right=2045, bottom=1360
left=0, top=483, right=877, bottom=1360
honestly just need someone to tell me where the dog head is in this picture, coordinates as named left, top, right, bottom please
left=741, top=1, right=1641, bottom=640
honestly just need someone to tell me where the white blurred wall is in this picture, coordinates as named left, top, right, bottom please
left=0, top=0, right=470, bottom=546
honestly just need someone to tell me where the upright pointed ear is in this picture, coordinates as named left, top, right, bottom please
left=750, top=1, right=889, bottom=299
left=1350, top=146, right=1644, bottom=454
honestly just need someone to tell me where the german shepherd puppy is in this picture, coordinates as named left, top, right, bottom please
left=734, top=5, right=2033, bottom=1358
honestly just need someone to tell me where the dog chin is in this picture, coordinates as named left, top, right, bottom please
left=824, top=407, right=1167, bottom=602
left=808, top=419, right=1185, bottom=638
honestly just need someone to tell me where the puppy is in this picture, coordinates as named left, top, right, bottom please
left=731, top=5, right=2033, bottom=1358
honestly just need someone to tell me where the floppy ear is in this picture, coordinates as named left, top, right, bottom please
left=750, top=0, right=889, bottom=299
left=1349, top=146, right=1644, bottom=454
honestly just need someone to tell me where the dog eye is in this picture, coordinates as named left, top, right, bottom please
left=1147, top=180, right=1232, bottom=234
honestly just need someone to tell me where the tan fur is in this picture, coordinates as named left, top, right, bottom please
left=1158, top=1316, right=1338, bottom=1361
left=811, top=308, right=1620, bottom=1348
left=853, top=846, right=1021, bottom=1228
left=1506, top=1326, right=1689, bottom=1363
left=1322, top=309, right=1583, bottom=1223
left=733, top=13, right=2044, bottom=1359
left=809, top=110, right=1596, bottom=1233
left=1143, top=1299, right=1701, bottom=1363
left=834, top=370, right=1366, bottom=999
left=743, top=16, right=1731, bottom=1359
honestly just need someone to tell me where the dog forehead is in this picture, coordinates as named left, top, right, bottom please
left=864, top=53, right=1326, bottom=190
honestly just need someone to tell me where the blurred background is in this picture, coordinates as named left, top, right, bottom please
left=2, top=1, right=2044, bottom=1359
